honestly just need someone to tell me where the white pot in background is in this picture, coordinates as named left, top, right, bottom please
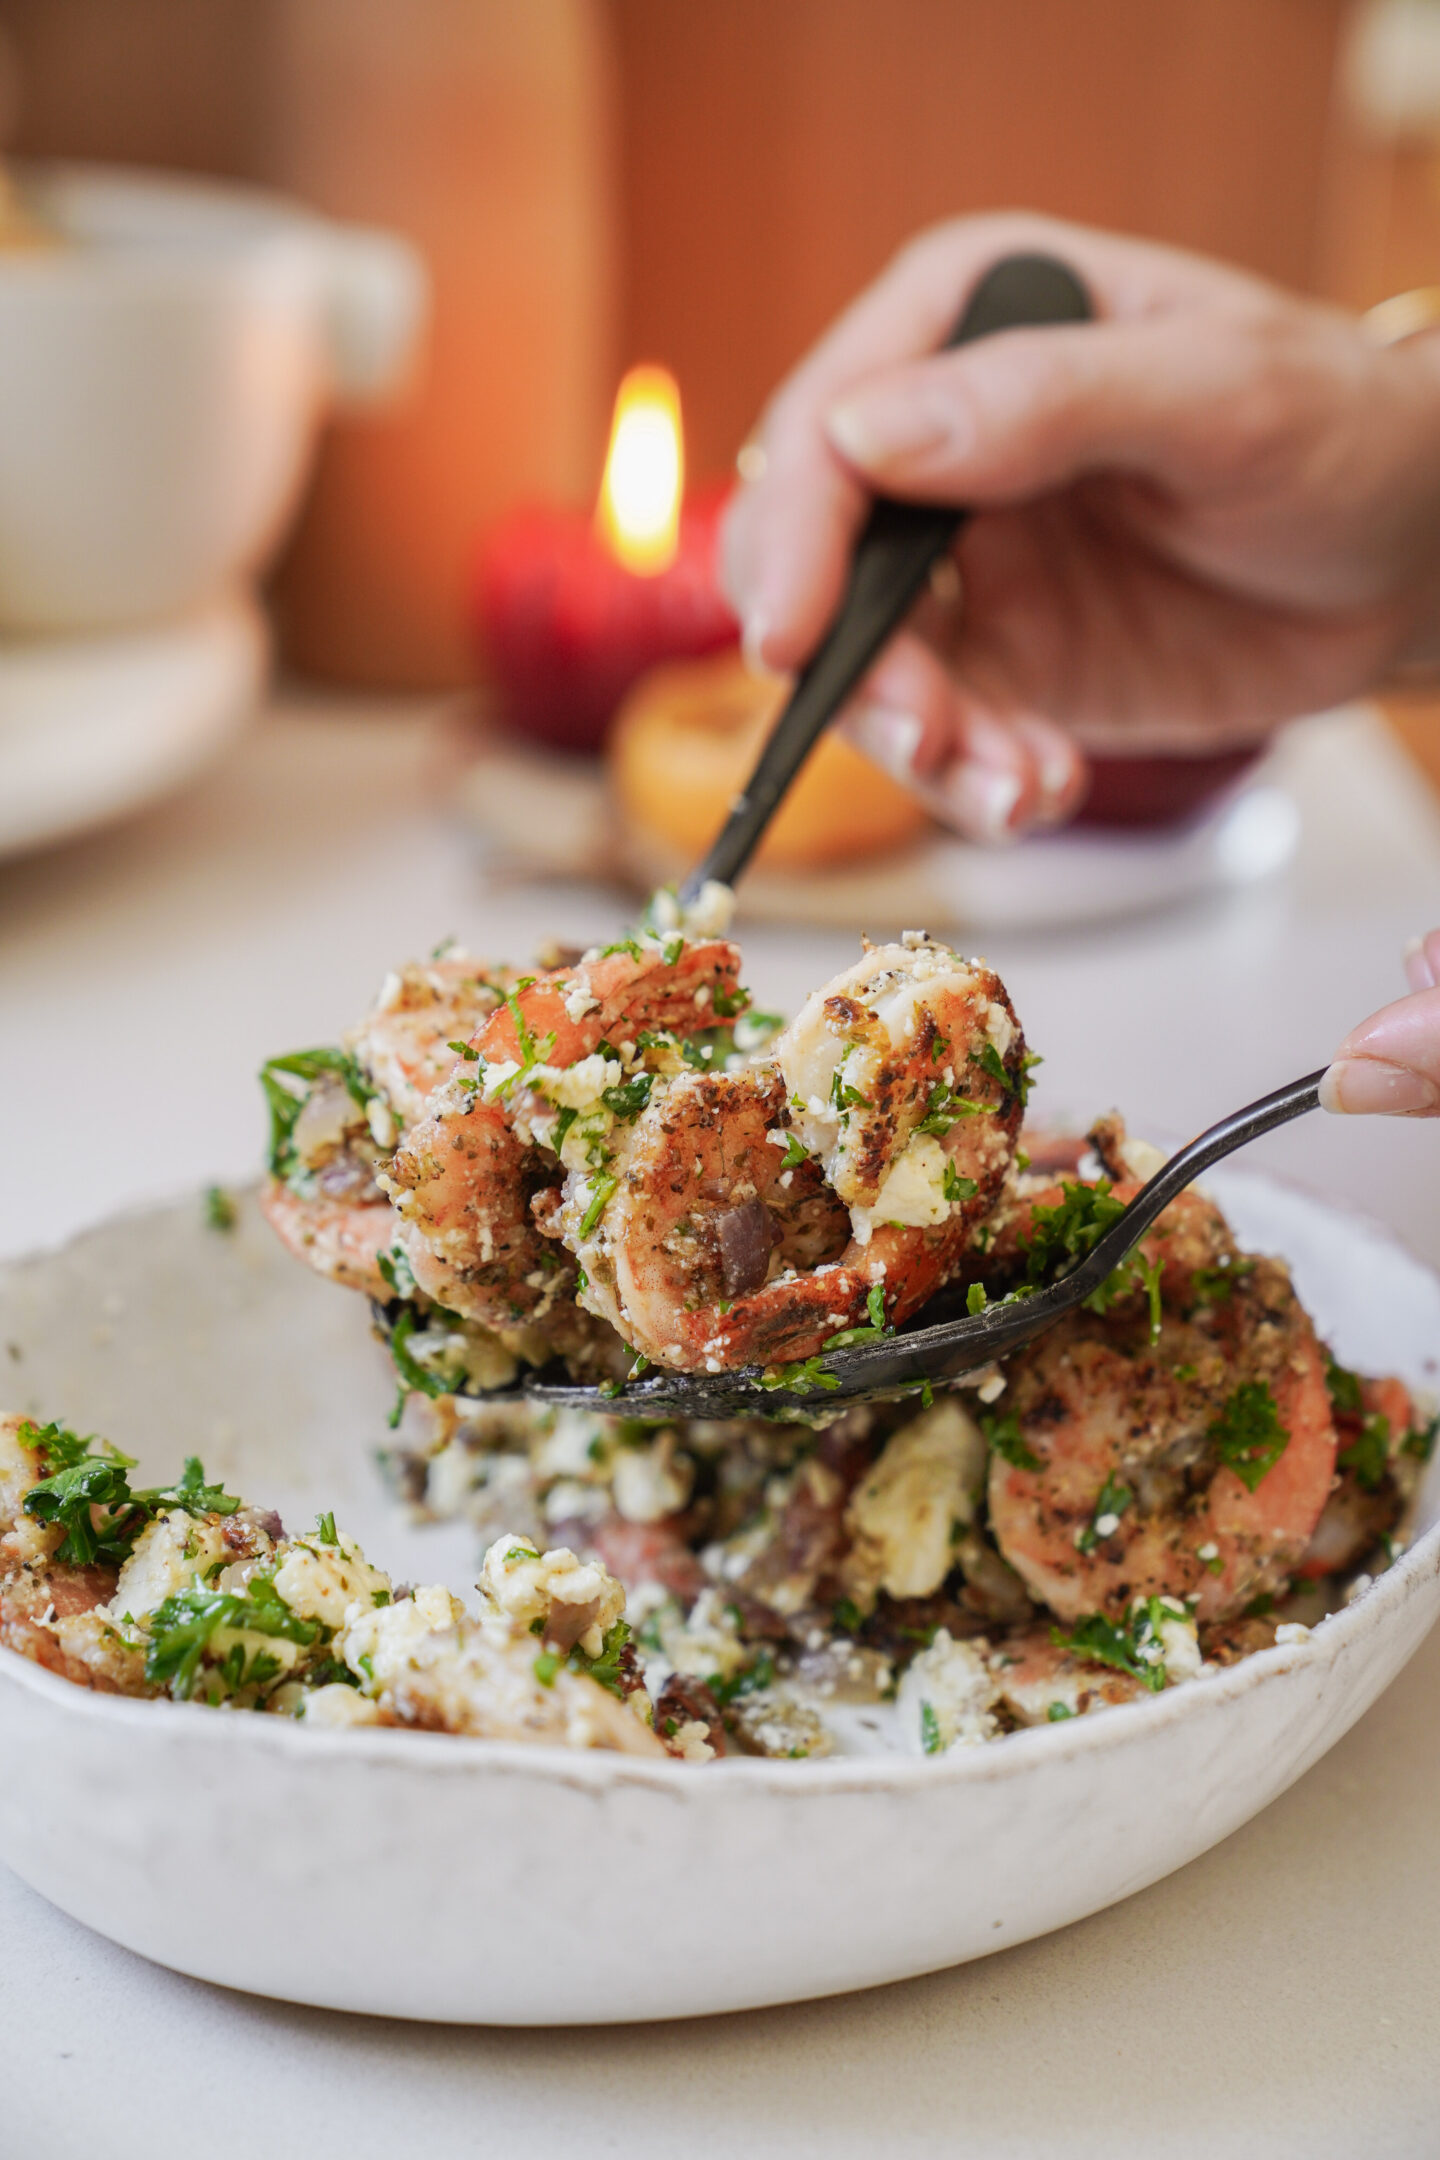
left=0, top=161, right=427, bottom=634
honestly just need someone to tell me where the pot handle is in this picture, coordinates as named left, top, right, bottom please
left=312, top=224, right=430, bottom=409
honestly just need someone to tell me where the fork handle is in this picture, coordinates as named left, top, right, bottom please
left=680, top=253, right=1092, bottom=901
left=1060, top=1068, right=1328, bottom=1306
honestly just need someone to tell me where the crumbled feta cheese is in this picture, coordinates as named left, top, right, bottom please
left=526, top=1053, right=621, bottom=1110
left=271, top=1532, right=393, bottom=1630
left=898, top=1630, right=1000, bottom=1752
left=646, top=879, right=735, bottom=939
left=106, top=1511, right=239, bottom=1623
left=477, top=1535, right=625, bottom=1657
left=1119, top=1135, right=1168, bottom=1182
left=1275, top=1622, right=1311, bottom=1647
left=562, top=986, right=600, bottom=1022
left=849, top=1132, right=953, bottom=1245
left=611, top=1429, right=694, bottom=1524
left=366, top=1096, right=398, bottom=1149
left=479, top=1058, right=522, bottom=1097
left=299, top=1683, right=384, bottom=1728
left=667, top=1717, right=716, bottom=1763
left=1157, top=1611, right=1204, bottom=1683
left=842, top=1400, right=987, bottom=1603
left=338, top=1583, right=464, bottom=1694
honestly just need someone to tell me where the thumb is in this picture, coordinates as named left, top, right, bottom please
left=823, top=314, right=1270, bottom=507
left=1320, top=979, right=1440, bottom=1117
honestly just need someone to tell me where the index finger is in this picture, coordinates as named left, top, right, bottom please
left=723, top=212, right=1263, bottom=668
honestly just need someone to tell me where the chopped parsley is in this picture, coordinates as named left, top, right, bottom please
left=1051, top=1597, right=1180, bottom=1693
left=1209, top=1380, right=1288, bottom=1492
left=758, top=1355, right=840, bottom=1396
left=314, top=1511, right=339, bottom=1546
left=711, top=984, right=752, bottom=1020
left=1324, top=1353, right=1363, bottom=1417
left=966, top=1282, right=988, bottom=1315
left=830, top=1064, right=870, bottom=1112
left=915, top=1079, right=993, bottom=1135
left=1190, top=1257, right=1256, bottom=1308
left=832, top=1597, right=864, bottom=1635
left=1075, top=1474, right=1133, bottom=1555
left=919, top=1701, right=944, bottom=1755
left=1404, top=1412, right=1439, bottom=1463
left=707, top=1646, right=775, bottom=1708
left=21, top=1431, right=240, bottom=1569
left=967, top=1042, right=1044, bottom=1109
left=579, top=1172, right=619, bottom=1238
left=979, top=1408, right=1040, bottom=1473
left=778, top=1131, right=811, bottom=1170
left=145, top=1578, right=321, bottom=1700
left=600, top=1072, right=653, bottom=1121
left=1338, top=1414, right=1391, bottom=1492
left=1018, top=1178, right=1163, bottom=1329
left=1047, top=1701, right=1075, bottom=1722
left=259, top=1047, right=378, bottom=1183
left=942, top=1165, right=979, bottom=1205
left=203, top=1185, right=237, bottom=1232
left=823, top=1284, right=891, bottom=1351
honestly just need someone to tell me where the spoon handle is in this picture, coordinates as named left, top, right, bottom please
left=1058, top=1067, right=1328, bottom=1309
left=681, top=252, right=1092, bottom=901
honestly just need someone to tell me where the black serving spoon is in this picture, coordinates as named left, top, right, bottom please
left=384, top=255, right=1326, bottom=1417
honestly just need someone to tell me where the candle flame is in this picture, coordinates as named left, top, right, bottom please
left=596, top=364, right=683, bottom=575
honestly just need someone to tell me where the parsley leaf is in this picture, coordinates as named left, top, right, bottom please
left=758, top=1355, right=840, bottom=1395
left=1075, top=1474, right=1133, bottom=1555
left=942, top=1164, right=979, bottom=1204
left=1209, top=1380, right=1289, bottom=1492
left=203, top=1185, right=237, bottom=1232
left=829, top=1065, right=870, bottom=1112
left=259, top=1047, right=377, bottom=1183
left=980, top=1408, right=1040, bottom=1472
left=1324, top=1353, right=1364, bottom=1418
left=1338, top=1413, right=1390, bottom=1492
left=916, top=1080, right=993, bottom=1135
left=919, top=1701, right=944, bottom=1755
left=711, top=985, right=752, bottom=1020
left=778, top=1131, right=810, bottom=1170
left=601, top=1072, right=653, bottom=1121
left=579, top=1172, right=619, bottom=1239
left=1051, top=1597, right=1178, bottom=1693
left=145, top=1580, right=321, bottom=1700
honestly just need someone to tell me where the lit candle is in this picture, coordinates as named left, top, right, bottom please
left=476, top=365, right=738, bottom=752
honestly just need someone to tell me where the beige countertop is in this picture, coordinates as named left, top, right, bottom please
left=1, top=690, right=1437, bottom=2156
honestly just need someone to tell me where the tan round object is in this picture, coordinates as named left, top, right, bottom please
left=609, top=651, right=930, bottom=871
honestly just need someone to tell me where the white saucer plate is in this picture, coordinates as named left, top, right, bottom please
left=0, top=591, right=266, bottom=861
left=0, top=1168, right=1435, bottom=2024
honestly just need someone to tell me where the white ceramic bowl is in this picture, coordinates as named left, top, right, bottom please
left=0, top=1168, right=1435, bottom=2025
left=0, top=162, right=426, bottom=633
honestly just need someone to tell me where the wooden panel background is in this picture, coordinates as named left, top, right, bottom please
left=606, top=0, right=1352, bottom=481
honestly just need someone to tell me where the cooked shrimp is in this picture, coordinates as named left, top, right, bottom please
left=776, top=934, right=1027, bottom=1245
left=385, top=935, right=742, bottom=1329
left=547, top=936, right=1027, bottom=1372
left=259, top=951, right=517, bottom=1300
left=1296, top=1369, right=1418, bottom=1578
left=987, top=1625, right=1148, bottom=1725
left=986, top=1179, right=1338, bottom=1624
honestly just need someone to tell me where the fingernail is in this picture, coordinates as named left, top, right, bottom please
left=1319, top=1058, right=1440, bottom=1116
left=945, top=764, right=1025, bottom=846
left=826, top=386, right=962, bottom=470
left=741, top=610, right=771, bottom=673
left=1404, top=936, right=1436, bottom=992
left=850, top=704, right=925, bottom=779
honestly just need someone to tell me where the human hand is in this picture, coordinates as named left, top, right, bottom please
left=722, top=212, right=1440, bottom=842
left=1322, top=932, right=1440, bottom=1117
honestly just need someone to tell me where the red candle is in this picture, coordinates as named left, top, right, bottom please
left=476, top=365, right=738, bottom=753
